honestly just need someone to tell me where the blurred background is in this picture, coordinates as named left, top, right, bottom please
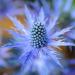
left=0, top=0, right=75, bottom=75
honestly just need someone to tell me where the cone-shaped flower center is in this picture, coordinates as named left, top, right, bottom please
left=31, top=23, right=48, bottom=48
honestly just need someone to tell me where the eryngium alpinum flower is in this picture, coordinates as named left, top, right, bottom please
left=6, top=5, right=75, bottom=74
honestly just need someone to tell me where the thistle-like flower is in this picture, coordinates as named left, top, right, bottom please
left=6, top=6, right=75, bottom=74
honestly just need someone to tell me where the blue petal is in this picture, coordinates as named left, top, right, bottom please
left=24, top=5, right=34, bottom=27
left=41, top=47, right=64, bottom=68
left=7, top=15, right=29, bottom=36
left=51, top=26, right=74, bottom=38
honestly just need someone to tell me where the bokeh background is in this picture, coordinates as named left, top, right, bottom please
left=0, top=0, right=75, bottom=75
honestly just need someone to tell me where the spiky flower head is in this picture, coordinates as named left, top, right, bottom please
left=6, top=5, right=75, bottom=74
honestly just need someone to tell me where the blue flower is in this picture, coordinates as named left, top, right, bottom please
left=6, top=5, right=75, bottom=74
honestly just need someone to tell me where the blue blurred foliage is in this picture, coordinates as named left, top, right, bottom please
left=0, top=0, right=75, bottom=75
